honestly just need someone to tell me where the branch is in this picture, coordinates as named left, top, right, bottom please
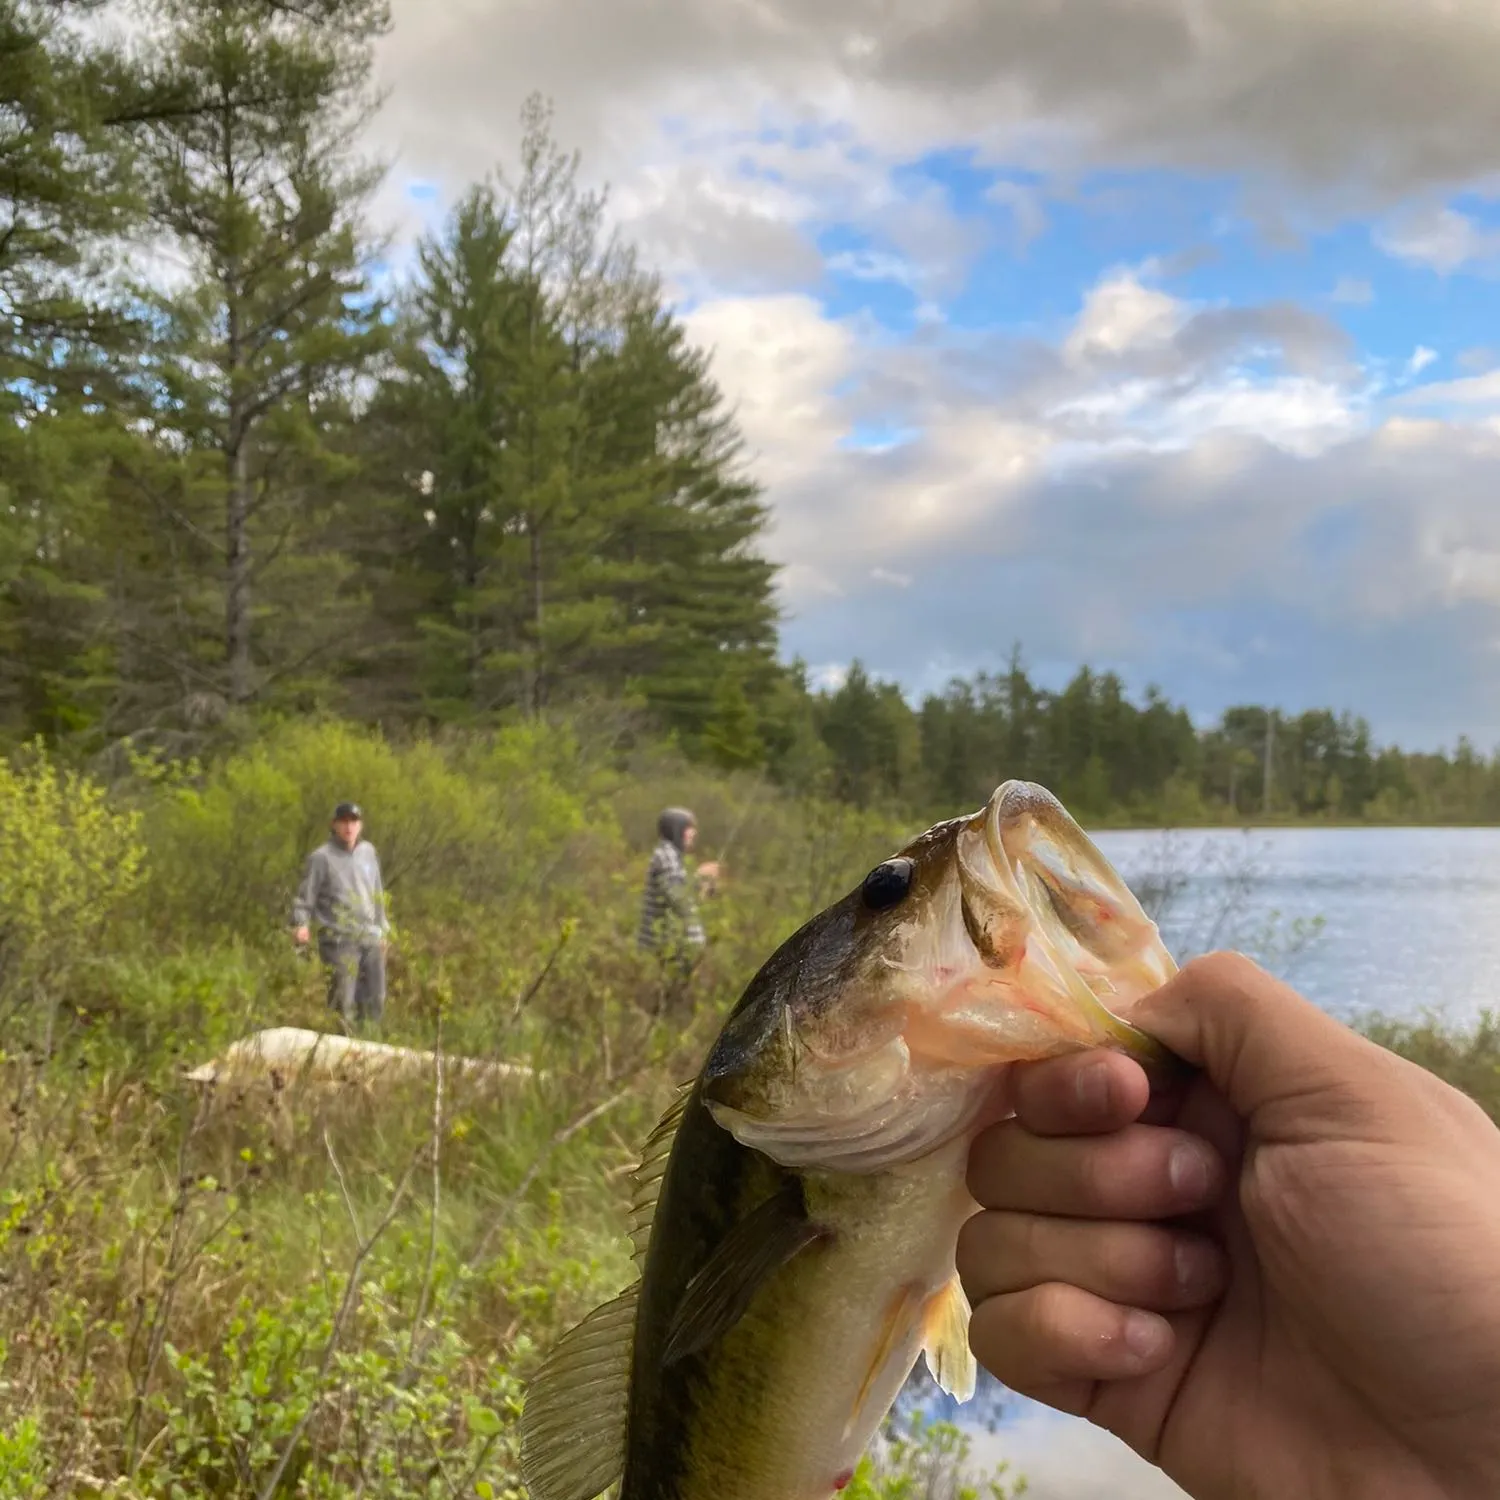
left=115, top=463, right=225, bottom=558
left=246, top=512, right=300, bottom=579
left=509, top=923, right=571, bottom=1028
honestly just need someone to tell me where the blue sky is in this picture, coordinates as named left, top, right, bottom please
left=368, top=0, right=1500, bottom=753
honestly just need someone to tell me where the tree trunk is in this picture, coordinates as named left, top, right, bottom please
left=528, top=521, right=543, bottom=716
left=226, top=436, right=251, bottom=704
left=222, top=96, right=251, bottom=707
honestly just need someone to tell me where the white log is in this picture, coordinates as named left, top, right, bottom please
left=184, top=1026, right=535, bottom=1087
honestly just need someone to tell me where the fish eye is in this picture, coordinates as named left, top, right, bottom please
left=861, top=857, right=914, bottom=911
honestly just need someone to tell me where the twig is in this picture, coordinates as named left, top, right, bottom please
left=456, top=1432, right=502, bottom=1498
left=716, top=766, right=770, bottom=870
left=509, top=924, right=572, bottom=1026
left=256, top=1133, right=420, bottom=1500
left=124, top=1088, right=220, bottom=1476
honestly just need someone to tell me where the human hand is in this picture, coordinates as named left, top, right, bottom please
left=294, top=925, right=310, bottom=946
left=958, top=951, right=1500, bottom=1500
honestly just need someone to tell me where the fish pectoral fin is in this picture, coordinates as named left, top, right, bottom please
left=844, top=1282, right=926, bottom=1441
left=520, top=1284, right=637, bottom=1500
left=663, top=1182, right=830, bottom=1365
left=921, top=1275, right=977, bottom=1404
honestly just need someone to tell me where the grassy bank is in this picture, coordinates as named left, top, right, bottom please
left=0, top=719, right=915, bottom=1498
left=0, top=720, right=1491, bottom=1498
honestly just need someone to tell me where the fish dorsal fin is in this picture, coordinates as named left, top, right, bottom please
left=520, top=1284, right=638, bottom=1500
left=921, top=1275, right=977, bottom=1404
left=628, top=1081, right=693, bottom=1269
left=663, top=1182, right=829, bottom=1365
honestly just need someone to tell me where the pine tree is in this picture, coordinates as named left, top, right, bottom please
left=361, top=183, right=532, bottom=719
left=119, top=0, right=390, bottom=721
left=587, top=281, right=778, bottom=734
left=0, top=0, right=157, bottom=745
left=0, top=0, right=141, bottom=382
left=362, top=98, right=777, bottom=736
left=699, top=672, right=764, bottom=769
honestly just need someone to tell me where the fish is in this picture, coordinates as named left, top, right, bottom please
left=519, top=779, right=1181, bottom=1500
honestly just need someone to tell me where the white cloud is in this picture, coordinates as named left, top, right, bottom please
left=1063, top=271, right=1186, bottom=365
left=1330, top=275, right=1375, bottom=304
left=1408, top=344, right=1439, bottom=375
left=375, top=0, right=1500, bottom=236
left=359, top=0, right=1500, bottom=747
left=1376, top=204, right=1500, bottom=271
left=672, top=263, right=1500, bottom=746
left=1398, top=370, right=1500, bottom=408
left=680, top=293, right=855, bottom=490
left=969, top=1404, right=1187, bottom=1500
left=676, top=262, right=1372, bottom=641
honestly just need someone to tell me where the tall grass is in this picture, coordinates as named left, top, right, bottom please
left=0, top=720, right=1485, bottom=1496
left=0, top=719, right=908, bottom=1497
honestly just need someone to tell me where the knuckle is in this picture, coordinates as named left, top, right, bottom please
left=966, top=1121, right=1025, bottom=1204
left=1017, top=1211, right=1049, bottom=1276
left=966, top=1292, right=1014, bottom=1369
left=1184, top=950, right=1257, bottom=993
left=1097, top=1226, right=1140, bottom=1293
left=964, top=1128, right=1002, bottom=1201
left=1023, top=1281, right=1072, bottom=1343
left=1074, top=1138, right=1117, bottom=1211
left=955, top=1212, right=990, bottom=1281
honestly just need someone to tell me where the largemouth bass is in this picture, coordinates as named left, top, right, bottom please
left=521, top=780, right=1181, bottom=1500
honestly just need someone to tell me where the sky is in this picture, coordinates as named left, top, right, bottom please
left=359, top=0, right=1500, bottom=754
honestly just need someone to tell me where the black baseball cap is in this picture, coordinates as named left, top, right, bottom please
left=332, top=802, right=363, bottom=821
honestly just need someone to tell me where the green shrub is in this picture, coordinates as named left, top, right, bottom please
left=846, top=1411, right=1027, bottom=1500
left=0, top=1414, right=48, bottom=1500
left=0, top=745, right=146, bottom=1043
left=1361, top=1010, right=1500, bottom=1124
left=143, top=719, right=603, bottom=938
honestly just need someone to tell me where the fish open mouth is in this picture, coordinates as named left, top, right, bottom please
left=701, top=780, right=1183, bottom=1176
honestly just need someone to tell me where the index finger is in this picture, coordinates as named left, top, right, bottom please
left=1011, top=1051, right=1151, bottom=1137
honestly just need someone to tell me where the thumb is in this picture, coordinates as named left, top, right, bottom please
left=1130, top=951, right=1377, bottom=1122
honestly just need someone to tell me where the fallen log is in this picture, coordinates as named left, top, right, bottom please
left=184, top=1026, right=535, bottom=1089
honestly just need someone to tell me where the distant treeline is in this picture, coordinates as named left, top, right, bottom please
left=802, top=657, right=1500, bottom=825
left=3, top=0, right=1497, bottom=825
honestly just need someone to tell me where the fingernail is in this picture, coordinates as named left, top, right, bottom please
left=1174, top=1238, right=1218, bottom=1292
left=1123, top=1310, right=1170, bottom=1362
left=1169, top=1142, right=1211, bottom=1198
left=1075, top=1060, right=1110, bottom=1115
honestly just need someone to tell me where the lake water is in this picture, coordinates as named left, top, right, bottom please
left=948, top=826, right=1500, bottom=1498
left=1093, top=824, right=1500, bottom=1027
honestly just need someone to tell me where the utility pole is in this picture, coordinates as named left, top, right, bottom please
left=1262, top=709, right=1276, bottom=817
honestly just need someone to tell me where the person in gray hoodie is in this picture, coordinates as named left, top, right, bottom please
left=292, top=801, right=390, bottom=1029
